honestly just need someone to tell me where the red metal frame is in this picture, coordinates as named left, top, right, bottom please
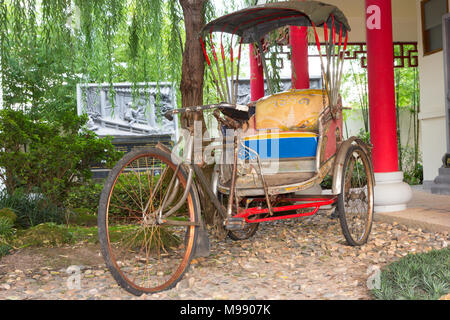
left=234, top=197, right=337, bottom=224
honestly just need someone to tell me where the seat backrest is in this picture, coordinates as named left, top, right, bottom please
left=255, top=89, right=327, bottom=133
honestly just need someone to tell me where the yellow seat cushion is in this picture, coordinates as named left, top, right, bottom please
left=255, top=89, right=328, bottom=132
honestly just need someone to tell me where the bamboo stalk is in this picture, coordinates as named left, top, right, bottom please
left=335, top=31, right=349, bottom=105
left=220, top=32, right=232, bottom=102
left=234, top=39, right=243, bottom=104
left=312, top=23, right=330, bottom=98
left=230, top=36, right=235, bottom=104
left=201, top=36, right=226, bottom=102
left=210, top=31, right=228, bottom=102
left=257, top=41, right=273, bottom=95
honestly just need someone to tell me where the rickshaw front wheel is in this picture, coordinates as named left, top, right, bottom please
left=337, top=144, right=374, bottom=246
left=98, top=147, right=200, bottom=296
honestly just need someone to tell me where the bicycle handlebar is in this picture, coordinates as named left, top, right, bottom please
left=164, top=103, right=249, bottom=121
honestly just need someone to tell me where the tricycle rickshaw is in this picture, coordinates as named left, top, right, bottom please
left=97, top=0, right=374, bottom=296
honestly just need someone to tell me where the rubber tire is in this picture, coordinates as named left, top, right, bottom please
left=227, top=222, right=259, bottom=241
left=216, top=192, right=260, bottom=241
left=98, top=147, right=201, bottom=296
left=337, top=144, right=374, bottom=246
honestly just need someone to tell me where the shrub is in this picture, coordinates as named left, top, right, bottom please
left=0, top=216, right=15, bottom=258
left=0, top=243, right=12, bottom=258
left=0, top=108, right=122, bottom=206
left=13, top=223, right=73, bottom=247
left=0, top=216, right=14, bottom=237
left=64, top=181, right=104, bottom=214
left=357, top=128, right=371, bottom=145
left=66, top=208, right=98, bottom=227
left=0, top=207, right=17, bottom=224
left=0, top=191, right=65, bottom=228
left=400, top=146, right=423, bottom=185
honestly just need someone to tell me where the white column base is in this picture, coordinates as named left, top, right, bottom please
left=374, top=171, right=412, bottom=213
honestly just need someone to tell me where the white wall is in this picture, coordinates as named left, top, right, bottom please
left=416, top=0, right=448, bottom=182
left=343, top=108, right=421, bottom=152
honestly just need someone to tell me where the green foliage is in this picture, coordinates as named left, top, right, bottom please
left=0, top=242, right=12, bottom=258
left=401, top=146, right=423, bottom=185
left=0, top=190, right=65, bottom=228
left=66, top=208, right=98, bottom=227
left=341, top=57, right=369, bottom=133
left=0, top=216, right=14, bottom=237
left=0, top=108, right=122, bottom=205
left=0, top=207, right=17, bottom=224
left=356, top=128, right=371, bottom=145
left=0, top=216, right=14, bottom=258
left=372, top=248, right=450, bottom=300
left=320, top=175, right=332, bottom=189
left=64, top=181, right=104, bottom=214
left=13, top=223, right=74, bottom=248
left=0, top=0, right=78, bottom=121
left=404, top=163, right=423, bottom=186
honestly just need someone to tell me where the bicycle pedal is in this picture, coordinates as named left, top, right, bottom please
left=224, top=218, right=246, bottom=231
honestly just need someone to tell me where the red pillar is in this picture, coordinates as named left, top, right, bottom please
left=249, top=43, right=265, bottom=102
left=365, top=0, right=399, bottom=173
left=290, top=26, right=310, bottom=89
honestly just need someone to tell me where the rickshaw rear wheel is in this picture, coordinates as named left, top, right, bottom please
left=217, top=193, right=259, bottom=241
left=98, top=147, right=200, bottom=296
left=337, top=144, right=374, bottom=246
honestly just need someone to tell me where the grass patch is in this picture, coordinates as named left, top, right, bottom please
left=69, top=225, right=181, bottom=251
left=2, top=222, right=181, bottom=256
left=372, top=248, right=450, bottom=300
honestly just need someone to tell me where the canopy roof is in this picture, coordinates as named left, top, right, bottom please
left=202, top=0, right=351, bottom=43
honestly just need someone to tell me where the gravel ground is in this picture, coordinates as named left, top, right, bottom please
left=0, top=211, right=448, bottom=300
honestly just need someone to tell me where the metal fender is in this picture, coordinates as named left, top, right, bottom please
left=332, top=137, right=375, bottom=195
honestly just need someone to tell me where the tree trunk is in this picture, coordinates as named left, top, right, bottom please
left=179, top=0, right=207, bottom=128
left=179, top=0, right=215, bottom=225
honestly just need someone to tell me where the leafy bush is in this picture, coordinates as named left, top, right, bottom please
left=0, top=108, right=122, bottom=206
left=357, top=128, right=371, bottom=145
left=400, top=146, right=423, bottom=185
left=0, top=207, right=17, bottom=224
left=64, top=181, right=104, bottom=214
left=0, top=243, right=12, bottom=258
left=0, top=190, right=65, bottom=228
left=13, top=223, right=73, bottom=247
left=0, top=216, right=14, bottom=237
left=0, top=216, right=15, bottom=258
left=65, top=208, right=98, bottom=227
left=355, top=129, right=423, bottom=186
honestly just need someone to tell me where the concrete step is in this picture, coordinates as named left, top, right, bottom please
left=374, top=189, right=450, bottom=234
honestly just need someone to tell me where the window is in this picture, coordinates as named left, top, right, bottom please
left=421, top=0, right=449, bottom=55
